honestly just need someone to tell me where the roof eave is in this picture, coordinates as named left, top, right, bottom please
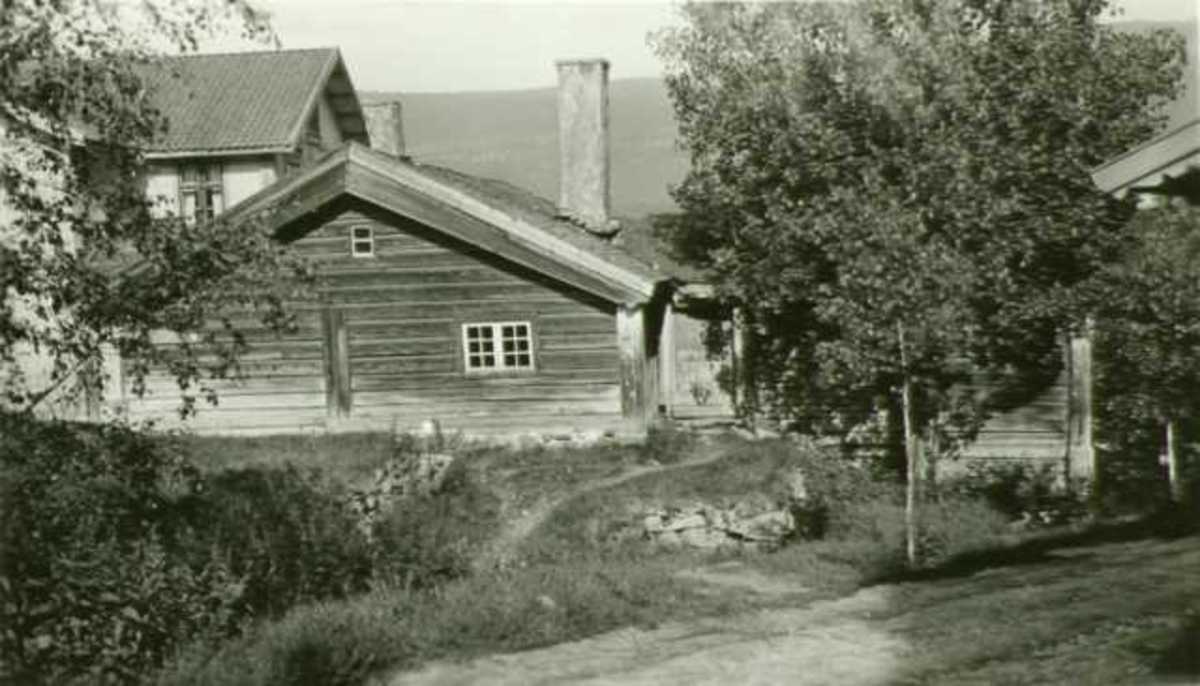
left=145, top=146, right=294, bottom=160
left=1092, top=118, right=1200, bottom=196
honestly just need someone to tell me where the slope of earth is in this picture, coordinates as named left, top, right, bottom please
left=385, top=527, right=1199, bottom=686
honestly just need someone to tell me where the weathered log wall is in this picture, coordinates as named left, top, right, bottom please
left=122, top=204, right=627, bottom=436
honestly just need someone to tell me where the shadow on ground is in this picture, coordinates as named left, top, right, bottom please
left=882, top=506, right=1199, bottom=584
left=1155, top=615, right=1200, bottom=680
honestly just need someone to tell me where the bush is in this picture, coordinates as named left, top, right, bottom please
left=0, top=414, right=234, bottom=684
left=949, top=461, right=1083, bottom=525
left=370, top=458, right=502, bottom=589
left=157, top=557, right=719, bottom=686
left=0, top=415, right=377, bottom=684
left=178, top=465, right=374, bottom=618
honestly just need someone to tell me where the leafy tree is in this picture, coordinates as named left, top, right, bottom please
left=654, top=0, right=1181, bottom=564
left=1094, top=204, right=1200, bottom=505
left=0, top=0, right=309, bottom=415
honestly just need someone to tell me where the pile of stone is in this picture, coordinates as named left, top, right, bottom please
left=637, top=467, right=824, bottom=551
left=639, top=493, right=798, bottom=551
left=345, top=451, right=455, bottom=537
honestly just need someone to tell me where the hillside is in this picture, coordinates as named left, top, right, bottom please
left=363, top=22, right=1194, bottom=220
left=362, top=78, right=688, bottom=218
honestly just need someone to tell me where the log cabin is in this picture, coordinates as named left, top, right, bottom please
left=112, top=53, right=735, bottom=438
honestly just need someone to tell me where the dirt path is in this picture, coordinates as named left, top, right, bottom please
left=388, top=584, right=902, bottom=686
left=475, top=439, right=730, bottom=570
left=390, top=532, right=1200, bottom=686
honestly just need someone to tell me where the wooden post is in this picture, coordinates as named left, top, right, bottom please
left=1067, top=323, right=1096, bottom=490
left=617, top=304, right=648, bottom=429
left=730, top=307, right=747, bottom=417
left=1165, top=419, right=1184, bottom=503
left=322, top=307, right=352, bottom=418
left=661, top=301, right=676, bottom=418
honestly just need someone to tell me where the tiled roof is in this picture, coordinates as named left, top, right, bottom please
left=405, top=159, right=663, bottom=285
left=140, top=48, right=341, bottom=155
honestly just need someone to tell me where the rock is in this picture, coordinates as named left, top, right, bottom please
left=742, top=510, right=794, bottom=541
left=680, top=527, right=728, bottom=549
left=665, top=512, right=707, bottom=532
left=643, top=514, right=665, bottom=533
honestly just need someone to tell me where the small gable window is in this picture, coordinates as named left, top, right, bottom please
left=179, top=163, right=223, bottom=224
left=463, top=322, right=534, bottom=373
left=350, top=226, right=374, bottom=257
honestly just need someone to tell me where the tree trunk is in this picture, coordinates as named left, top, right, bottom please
left=901, top=374, right=920, bottom=568
left=1165, top=419, right=1183, bottom=503
left=897, top=324, right=920, bottom=569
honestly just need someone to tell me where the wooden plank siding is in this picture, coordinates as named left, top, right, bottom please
left=122, top=203, right=628, bottom=436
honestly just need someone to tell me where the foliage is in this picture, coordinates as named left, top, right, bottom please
left=156, top=557, right=725, bottom=686
left=0, top=415, right=378, bottom=683
left=179, top=466, right=375, bottom=619
left=0, top=414, right=235, bottom=684
left=639, top=420, right=699, bottom=464
left=0, top=0, right=314, bottom=416
left=176, top=431, right=396, bottom=483
left=370, top=457, right=503, bottom=590
left=1093, top=204, right=1200, bottom=506
left=652, top=0, right=1179, bottom=446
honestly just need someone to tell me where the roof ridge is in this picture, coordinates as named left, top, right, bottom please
left=157, top=47, right=339, bottom=61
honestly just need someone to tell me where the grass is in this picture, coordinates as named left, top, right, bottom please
left=876, top=521, right=1200, bottom=685
left=157, top=552, right=752, bottom=686
left=158, top=431, right=1067, bottom=686
left=175, top=432, right=396, bottom=484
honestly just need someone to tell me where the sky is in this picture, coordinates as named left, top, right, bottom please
left=212, top=0, right=1194, bottom=94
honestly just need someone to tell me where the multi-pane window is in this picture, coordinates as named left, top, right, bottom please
left=463, top=322, right=533, bottom=373
left=179, top=163, right=224, bottom=224
left=350, top=226, right=374, bottom=257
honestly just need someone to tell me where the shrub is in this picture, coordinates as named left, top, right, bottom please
left=950, top=461, right=1084, bottom=525
left=157, top=557, right=719, bottom=686
left=370, top=458, right=502, bottom=589
left=0, top=415, right=378, bottom=684
left=0, top=414, right=234, bottom=684
left=178, top=465, right=375, bottom=618
left=639, top=422, right=698, bottom=465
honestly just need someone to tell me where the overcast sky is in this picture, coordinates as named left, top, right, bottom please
left=226, top=0, right=1193, bottom=93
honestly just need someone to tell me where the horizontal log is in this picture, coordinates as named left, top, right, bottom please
left=126, top=407, right=330, bottom=430
left=538, top=332, right=616, bottom=351
left=132, top=373, right=325, bottom=395
left=349, top=384, right=618, bottom=405
left=351, top=354, right=456, bottom=375
left=347, top=402, right=623, bottom=421
left=309, top=300, right=608, bottom=321
left=349, top=337, right=455, bottom=357
left=127, top=390, right=327, bottom=412
left=317, top=265, right=525, bottom=288
left=315, top=282, right=578, bottom=305
left=351, top=373, right=617, bottom=392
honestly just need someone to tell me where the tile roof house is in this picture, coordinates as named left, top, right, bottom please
left=113, top=51, right=735, bottom=437
left=137, top=48, right=374, bottom=224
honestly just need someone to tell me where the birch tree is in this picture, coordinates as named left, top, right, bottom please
left=1, top=0, right=308, bottom=415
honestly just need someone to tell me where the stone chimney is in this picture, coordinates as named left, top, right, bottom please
left=362, top=101, right=406, bottom=158
left=556, top=58, right=616, bottom=236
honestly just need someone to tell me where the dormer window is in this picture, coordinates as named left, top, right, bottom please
left=179, top=163, right=223, bottom=224
left=350, top=226, right=374, bottom=257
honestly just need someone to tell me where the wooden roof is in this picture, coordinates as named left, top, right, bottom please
left=228, top=143, right=665, bottom=304
left=140, top=48, right=368, bottom=158
left=1092, top=118, right=1200, bottom=197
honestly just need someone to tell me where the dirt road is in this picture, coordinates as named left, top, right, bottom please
left=388, top=530, right=1199, bottom=686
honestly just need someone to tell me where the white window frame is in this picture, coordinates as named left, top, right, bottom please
left=461, top=321, right=535, bottom=374
left=350, top=225, right=374, bottom=258
left=179, top=162, right=224, bottom=225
